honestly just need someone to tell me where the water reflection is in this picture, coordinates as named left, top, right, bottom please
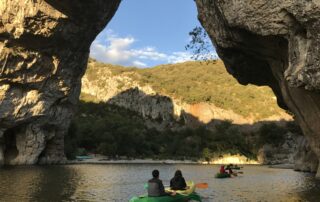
left=30, top=166, right=79, bottom=201
left=0, top=165, right=320, bottom=201
left=0, top=166, right=78, bottom=202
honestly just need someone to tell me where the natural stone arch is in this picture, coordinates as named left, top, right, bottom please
left=1, top=0, right=320, bottom=177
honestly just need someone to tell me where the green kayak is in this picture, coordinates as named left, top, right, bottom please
left=129, top=192, right=201, bottom=202
left=215, top=173, right=231, bottom=178
left=129, top=181, right=201, bottom=202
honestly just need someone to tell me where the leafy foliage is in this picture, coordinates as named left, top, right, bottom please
left=185, top=26, right=216, bottom=61
left=65, top=102, right=255, bottom=160
left=257, top=123, right=287, bottom=147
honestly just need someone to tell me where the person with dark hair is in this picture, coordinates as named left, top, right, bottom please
left=225, top=164, right=238, bottom=176
left=170, top=170, right=187, bottom=190
left=148, top=169, right=169, bottom=197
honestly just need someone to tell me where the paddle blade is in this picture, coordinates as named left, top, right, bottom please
left=195, top=183, right=208, bottom=189
left=237, top=171, right=244, bottom=174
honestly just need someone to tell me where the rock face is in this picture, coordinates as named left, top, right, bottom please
left=0, top=0, right=121, bottom=165
left=196, top=0, right=320, bottom=175
left=294, top=137, right=319, bottom=172
left=257, top=133, right=303, bottom=165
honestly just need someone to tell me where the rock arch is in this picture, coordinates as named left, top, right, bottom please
left=1, top=0, right=320, bottom=177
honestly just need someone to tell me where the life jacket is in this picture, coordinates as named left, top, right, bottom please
left=220, top=166, right=226, bottom=174
left=148, top=178, right=166, bottom=197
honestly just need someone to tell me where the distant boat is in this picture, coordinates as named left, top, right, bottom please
left=76, top=156, right=93, bottom=160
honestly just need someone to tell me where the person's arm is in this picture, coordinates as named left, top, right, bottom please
left=182, top=177, right=187, bottom=188
left=159, top=180, right=166, bottom=194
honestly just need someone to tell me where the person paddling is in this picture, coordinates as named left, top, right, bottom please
left=220, top=165, right=227, bottom=174
left=170, top=170, right=187, bottom=190
left=226, top=164, right=237, bottom=176
left=148, top=170, right=174, bottom=197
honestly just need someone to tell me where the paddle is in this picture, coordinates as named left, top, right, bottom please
left=166, top=183, right=209, bottom=189
left=195, top=183, right=208, bottom=189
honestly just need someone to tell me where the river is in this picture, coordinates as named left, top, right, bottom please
left=0, top=164, right=319, bottom=202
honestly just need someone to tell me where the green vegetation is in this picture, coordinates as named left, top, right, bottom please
left=65, top=101, right=255, bottom=160
left=185, top=26, right=215, bottom=61
left=86, top=59, right=285, bottom=120
left=257, top=123, right=287, bottom=147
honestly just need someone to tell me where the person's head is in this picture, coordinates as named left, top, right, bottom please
left=174, top=170, right=183, bottom=177
left=152, top=169, right=159, bottom=178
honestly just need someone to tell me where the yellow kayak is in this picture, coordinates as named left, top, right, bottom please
left=165, top=181, right=195, bottom=195
left=130, top=181, right=201, bottom=202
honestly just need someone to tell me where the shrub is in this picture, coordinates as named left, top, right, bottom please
left=258, top=123, right=287, bottom=146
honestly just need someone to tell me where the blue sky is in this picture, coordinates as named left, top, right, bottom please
left=90, top=0, right=217, bottom=67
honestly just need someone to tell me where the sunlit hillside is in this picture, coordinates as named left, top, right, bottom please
left=85, top=59, right=288, bottom=120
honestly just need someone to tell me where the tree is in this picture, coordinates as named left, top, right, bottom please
left=185, top=26, right=217, bottom=61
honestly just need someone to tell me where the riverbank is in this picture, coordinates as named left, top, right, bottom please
left=68, top=157, right=200, bottom=165
left=268, top=164, right=294, bottom=169
left=67, top=157, right=297, bottom=171
left=67, top=154, right=261, bottom=165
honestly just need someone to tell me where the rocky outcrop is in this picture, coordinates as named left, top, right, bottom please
left=294, top=136, right=319, bottom=173
left=0, top=0, right=121, bottom=165
left=195, top=0, right=320, bottom=176
left=258, top=132, right=302, bottom=165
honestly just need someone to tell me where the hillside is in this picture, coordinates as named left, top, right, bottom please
left=83, top=59, right=289, bottom=121
left=65, top=59, right=300, bottom=162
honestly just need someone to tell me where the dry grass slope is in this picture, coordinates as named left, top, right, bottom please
left=85, top=59, right=286, bottom=119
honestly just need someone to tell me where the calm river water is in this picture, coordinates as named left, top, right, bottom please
left=0, top=164, right=320, bottom=202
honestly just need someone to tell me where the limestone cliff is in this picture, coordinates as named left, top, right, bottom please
left=82, top=59, right=292, bottom=129
left=195, top=0, right=320, bottom=175
left=0, top=0, right=121, bottom=165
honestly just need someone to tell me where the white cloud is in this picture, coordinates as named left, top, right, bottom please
left=90, top=30, right=217, bottom=67
left=132, top=60, right=147, bottom=67
left=90, top=32, right=167, bottom=67
left=168, top=52, right=194, bottom=64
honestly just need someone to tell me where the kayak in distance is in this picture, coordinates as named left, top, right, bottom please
left=130, top=181, right=202, bottom=202
left=215, top=173, right=231, bottom=178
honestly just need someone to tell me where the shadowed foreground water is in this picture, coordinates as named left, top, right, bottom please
left=0, top=164, right=320, bottom=202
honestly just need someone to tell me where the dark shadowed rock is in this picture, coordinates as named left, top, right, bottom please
left=0, top=0, right=121, bottom=165
left=195, top=0, right=320, bottom=176
left=294, top=136, right=318, bottom=173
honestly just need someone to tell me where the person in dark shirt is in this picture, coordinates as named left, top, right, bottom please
left=148, top=170, right=170, bottom=197
left=170, top=170, right=187, bottom=190
left=226, top=164, right=237, bottom=176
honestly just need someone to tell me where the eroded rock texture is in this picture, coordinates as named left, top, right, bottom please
left=196, top=0, right=320, bottom=175
left=0, top=0, right=121, bottom=165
